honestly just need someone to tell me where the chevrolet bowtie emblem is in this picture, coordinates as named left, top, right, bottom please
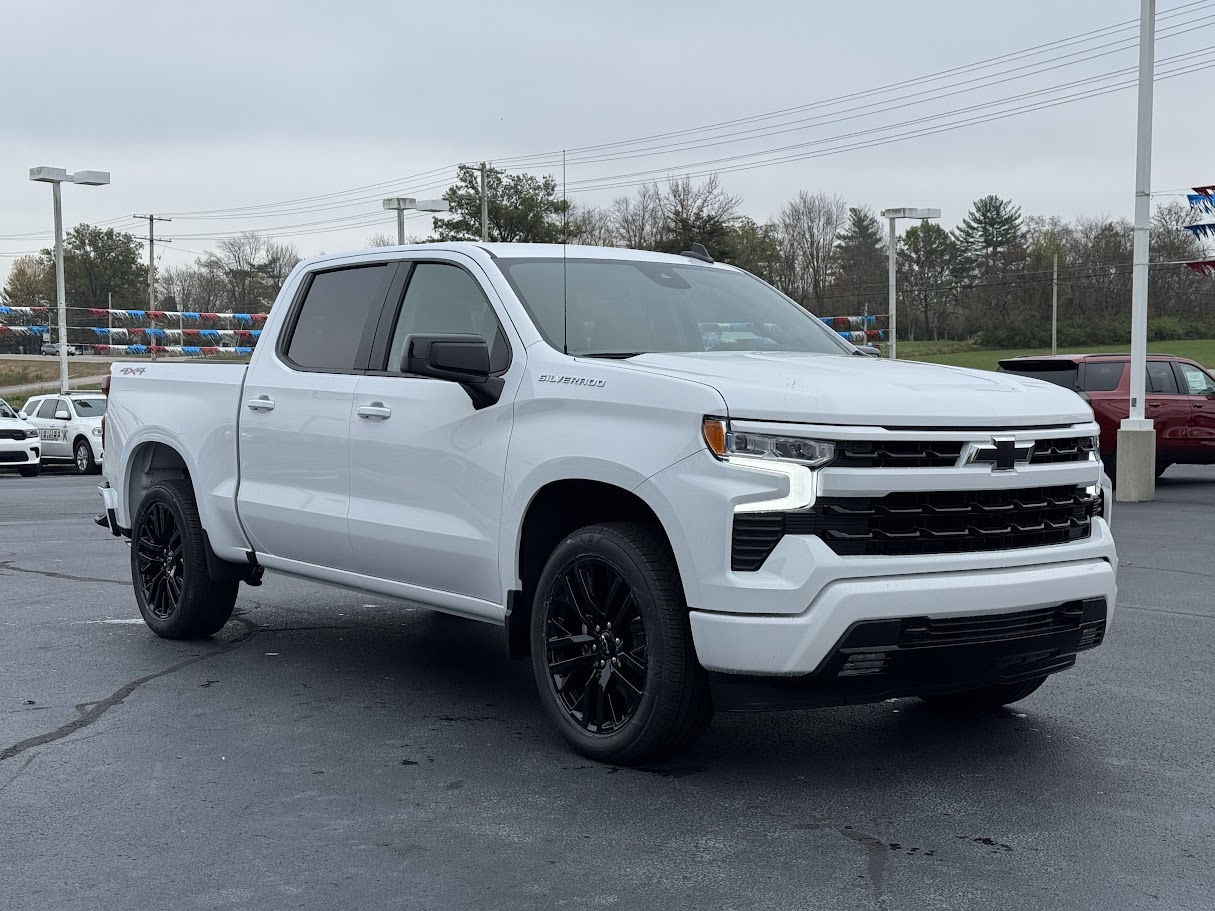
left=960, top=437, right=1034, bottom=471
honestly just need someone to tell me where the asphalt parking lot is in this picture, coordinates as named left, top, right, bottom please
left=2, top=470, right=1213, bottom=910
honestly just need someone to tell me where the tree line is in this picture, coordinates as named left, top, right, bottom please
left=4, top=165, right=1212, bottom=351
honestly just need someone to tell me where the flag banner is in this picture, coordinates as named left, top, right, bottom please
left=1185, top=260, right=1215, bottom=277
left=820, top=315, right=881, bottom=327
left=865, top=329, right=887, bottom=341
left=92, top=345, right=255, bottom=357
left=1187, top=194, right=1215, bottom=215
left=1193, top=185, right=1215, bottom=198
left=80, top=310, right=270, bottom=322
left=1184, top=223, right=1215, bottom=239
left=82, top=327, right=260, bottom=340
left=0, top=325, right=48, bottom=335
left=0, top=306, right=48, bottom=317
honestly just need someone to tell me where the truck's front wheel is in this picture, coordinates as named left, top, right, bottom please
left=131, top=479, right=238, bottom=639
left=529, top=522, right=713, bottom=764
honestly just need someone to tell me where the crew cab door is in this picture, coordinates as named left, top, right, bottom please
left=347, top=257, right=520, bottom=605
left=237, top=263, right=393, bottom=571
left=1175, top=361, right=1215, bottom=455
left=1144, top=361, right=1190, bottom=459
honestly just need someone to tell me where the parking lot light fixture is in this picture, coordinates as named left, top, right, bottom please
left=29, top=166, right=111, bottom=393
left=382, top=197, right=450, bottom=244
left=880, top=207, right=941, bottom=360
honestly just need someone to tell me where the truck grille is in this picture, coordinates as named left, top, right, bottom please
left=731, top=484, right=1096, bottom=569
left=831, top=436, right=1095, bottom=468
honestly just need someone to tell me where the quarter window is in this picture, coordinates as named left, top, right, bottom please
left=284, top=265, right=389, bottom=371
left=387, top=263, right=509, bottom=373
left=1081, top=362, right=1124, bottom=392
left=35, top=399, right=59, bottom=419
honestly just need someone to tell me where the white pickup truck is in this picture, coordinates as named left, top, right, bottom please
left=99, top=242, right=1116, bottom=763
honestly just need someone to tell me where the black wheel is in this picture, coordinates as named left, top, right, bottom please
left=131, top=479, right=238, bottom=639
left=73, top=438, right=99, bottom=475
left=920, top=676, right=1047, bottom=709
left=18, top=464, right=40, bottom=477
left=530, top=522, right=713, bottom=764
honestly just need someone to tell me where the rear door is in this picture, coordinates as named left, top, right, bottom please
left=347, top=257, right=520, bottom=604
left=1175, top=361, right=1215, bottom=456
left=1144, top=361, right=1190, bottom=459
left=237, top=263, right=393, bottom=572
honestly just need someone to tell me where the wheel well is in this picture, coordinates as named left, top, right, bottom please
left=126, top=441, right=191, bottom=521
left=507, top=479, right=675, bottom=658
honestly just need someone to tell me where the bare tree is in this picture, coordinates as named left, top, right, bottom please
left=366, top=232, right=397, bottom=248
left=774, top=191, right=847, bottom=308
left=611, top=182, right=663, bottom=250
left=567, top=205, right=617, bottom=247
left=199, top=232, right=301, bottom=311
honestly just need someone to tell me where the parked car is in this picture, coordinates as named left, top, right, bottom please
left=99, top=243, right=1115, bottom=763
left=41, top=342, right=80, bottom=356
left=20, top=392, right=106, bottom=474
left=998, top=353, right=1215, bottom=478
left=0, top=397, right=40, bottom=476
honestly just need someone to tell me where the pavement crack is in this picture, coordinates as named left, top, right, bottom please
left=0, top=612, right=260, bottom=763
left=0, top=560, right=126, bottom=586
left=0, top=752, right=39, bottom=795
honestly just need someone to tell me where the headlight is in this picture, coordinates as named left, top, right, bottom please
left=703, top=418, right=835, bottom=467
left=91, top=426, right=103, bottom=437
left=24, top=428, right=38, bottom=439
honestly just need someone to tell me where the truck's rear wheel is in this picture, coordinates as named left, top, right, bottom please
left=920, top=676, right=1047, bottom=709
left=529, top=522, right=713, bottom=764
left=131, top=479, right=238, bottom=639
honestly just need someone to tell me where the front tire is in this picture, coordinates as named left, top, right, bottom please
left=73, top=438, right=99, bottom=475
left=529, top=522, right=713, bottom=765
left=131, top=479, right=238, bottom=639
left=920, top=676, right=1047, bottom=709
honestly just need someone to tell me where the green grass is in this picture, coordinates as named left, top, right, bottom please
left=900, top=339, right=1215, bottom=372
left=0, top=360, right=113, bottom=389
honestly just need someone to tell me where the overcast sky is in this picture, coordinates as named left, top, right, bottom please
left=3, top=0, right=1213, bottom=286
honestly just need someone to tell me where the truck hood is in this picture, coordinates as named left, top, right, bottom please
left=620, top=351, right=1092, bottom=428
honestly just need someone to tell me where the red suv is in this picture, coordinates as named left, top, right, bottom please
left=998, top=353, right=1215, bottom=478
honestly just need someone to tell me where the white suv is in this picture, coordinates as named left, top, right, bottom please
left=21, top=393, right=106, bottom=474
left=0, top=397, right=40, bottom=477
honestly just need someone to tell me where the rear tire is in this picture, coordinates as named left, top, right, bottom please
left=529, top=522, right=713, bottom=765
left=18, top=464, right=40, bottom=477
left=131, top=479, right=238, bottom=639
left=920, top=676, right=1047, bottom=709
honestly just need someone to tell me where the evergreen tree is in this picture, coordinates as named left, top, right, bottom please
left=832, top=206, right=886, bottom=314
left=434, top=165, right=569, bottom=243
left=953, top=194, right=1024, bottom=273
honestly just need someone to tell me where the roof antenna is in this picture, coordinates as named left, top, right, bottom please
left=562, top=148, right=569, bottom=355
left=681, top=241, right=714, bottom=264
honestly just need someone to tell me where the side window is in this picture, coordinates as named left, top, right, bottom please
left=1081, top=362, right=1124, bottom=392
left=1178, top=363, right=1215, bottom=396
left=1147, top=362, right=1180, bottom=394
left=283, top=265, right=389, bottom=371
left=387, top=263, right=509, bottom=374
left=57, top=398, right=72, bottom=417
left=35, top=399, right=59, bottom=419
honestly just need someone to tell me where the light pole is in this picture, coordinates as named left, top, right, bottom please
left=880, top=208, right=940, bottom=360
left=381, top=197, right=449, bottom=245
left=29, top=166, right=110, bottom=393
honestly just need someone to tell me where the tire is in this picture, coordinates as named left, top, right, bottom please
left=73, top=438, right=99, bottom=475
left=131, top=479, right=238, bottom=639
left=18, top=464, right=40, bottom=477
left=920, top=675, right=1047, bottom=709
left=529, top=522, right=713, bottom=765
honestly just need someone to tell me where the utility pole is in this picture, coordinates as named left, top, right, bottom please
left=480, top=162, right=489, bottom=242
left=134, top=214, right=171, bottom=362
left=1117, top=0, right=1157, bottom=502
left=1051, top=252, right=1058, bottom=355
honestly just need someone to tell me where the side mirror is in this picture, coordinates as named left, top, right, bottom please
left=402, top=333, right=503, bottom=410
left=55, top=410, right=70, bottom=420
left=18, top=412, right=28, bottom=421
left=857, top=345, right=882, bottom=358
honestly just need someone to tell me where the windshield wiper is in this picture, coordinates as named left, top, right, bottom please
left=579, top=352, right=646, bottom=359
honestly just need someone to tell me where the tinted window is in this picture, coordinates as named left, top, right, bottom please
left=35, top=399, right=59, bottom=419
left=72, top=397, right=107, bottom=417
left=496, top=258, right=851, bottom=357
left=997, top=364, right=1078, bottom=389
left=1081, top=362, right=1124, bottom=392
left=1178, top=363, right=1215, bottom=395
left=388, top=263, right=509, bottom=373
left=1146, top=362, right=1179, bottom=395
left=0, top=400, right=14, bottom=419
left=285, top=265, right=388, bottom=370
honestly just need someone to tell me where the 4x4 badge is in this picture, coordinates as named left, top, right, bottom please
left=960, top=437, right=1034, bottom=471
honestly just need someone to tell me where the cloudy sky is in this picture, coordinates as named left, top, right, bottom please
left=2, top=0, right=1213, bottom=285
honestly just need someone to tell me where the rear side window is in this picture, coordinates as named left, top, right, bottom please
left=996, top=362, right=1078, bottom=389
left=1081, top=362, right=1124, bottom=392
left=35, top=400, right=58, bottom=419
left=284, top=265, right=389, bottom=371
left=1147, top=362, right=1180, bottom=394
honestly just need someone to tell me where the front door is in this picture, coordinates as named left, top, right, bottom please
left=1144, top=361, right=1191, bottom=460
left=347, top=259, right=519, bottom=605
left=29, top=397, right=70, bottom=458
left=237, top=263, right=392, bottom=572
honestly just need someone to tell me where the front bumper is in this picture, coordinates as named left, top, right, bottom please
left=0, top=438, right=40, bottom=465
left=689, top=555, right=1116, bottom=677
left=711, top=596, right=1107, bottom=711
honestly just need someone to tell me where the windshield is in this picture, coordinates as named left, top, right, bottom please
left=72, top=397, right=108, bottom=417
left=0, top=400, right=14, bottom=420
left=496, top=258, right=852, bottom=357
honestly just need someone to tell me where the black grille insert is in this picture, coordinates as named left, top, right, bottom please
left=0, top=429, right=28, bottom=441
left=731, top=484, right=1096, bottom=569
left=835, top=440, right=963, bottom=468
left=1030, top=436, right=1097, bottom=464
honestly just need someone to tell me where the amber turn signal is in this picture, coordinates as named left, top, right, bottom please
left=702, top=417, right=727, bottom=458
